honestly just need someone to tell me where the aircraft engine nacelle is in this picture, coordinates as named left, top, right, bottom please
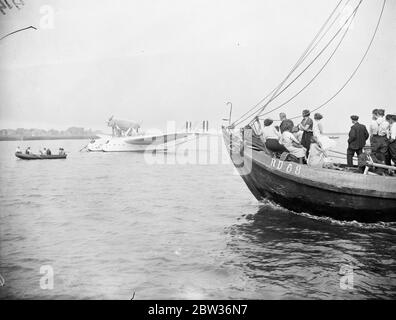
left=107, top=116, right=141, bottom=132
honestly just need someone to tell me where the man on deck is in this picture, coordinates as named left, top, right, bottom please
left=275, top=113, right=288, bottom=133
left=347, top=115, right=369, bottom=166
left=389, top=114, right=396, bottom=165
left=369, top=109, right=379, bottom=141
left=385, top=114, right=393, bottom=165
left=358, top=146, right=380, bottom=174
left=279, top=112, right=287, bottom=124
left=371, top=108, right=389, bottom=163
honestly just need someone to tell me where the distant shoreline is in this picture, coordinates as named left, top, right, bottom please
left=0, top=135, right=99, bottom=141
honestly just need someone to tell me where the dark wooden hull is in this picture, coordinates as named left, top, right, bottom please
left=223, top=128, right=396, bottom=222
left=15, top=153, right=67, bottom=160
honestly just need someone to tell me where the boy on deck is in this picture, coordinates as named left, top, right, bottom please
left=357, top=146, right=382, bottom=174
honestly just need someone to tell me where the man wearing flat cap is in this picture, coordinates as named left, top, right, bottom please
left=371, top=108, right=389, bottom=163
left=389, top=114, right=396, bottom=165
left=347, top=115, right=369, bottom=166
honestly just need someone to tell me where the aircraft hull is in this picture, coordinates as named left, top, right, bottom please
left=100, top=133, right=190, bottom=152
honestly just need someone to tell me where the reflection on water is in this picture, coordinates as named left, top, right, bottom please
left=227, top=202, right=396, bottom=299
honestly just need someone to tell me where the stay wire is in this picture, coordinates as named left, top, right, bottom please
left=258, top=2, right=359, bottom=119
left=286, top=0, right=386, bottom=121
left=253, top=0, right=363, bottom=120
left=231, top=0, right=345, bottom=127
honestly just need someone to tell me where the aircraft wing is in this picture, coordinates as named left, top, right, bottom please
left=123, top=132, right=208, bottom=145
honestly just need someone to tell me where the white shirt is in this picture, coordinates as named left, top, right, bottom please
left=391, top=122, right=396, bottom=140
left=369, top=119, right=378, bottom=136
left=313, top=120, right=324, bottom=138
left=281, top=131, right=306, bottom=158
left=281, top=131, right=300, bottom=146
left=376, top=117, right=389, bottom=137
left=261, top=124, right=281, bottom=140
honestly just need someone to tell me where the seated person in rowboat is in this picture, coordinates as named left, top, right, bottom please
left=59, top=148, right=65, bottom=155
left=46, top=148, right=52, bottom=155
left=261, top=118, right=288, bottom=153
left=280, top=119, right=306, bottom=164
left=16, top=146, right=21, bottom=154
left=25, top=147, right=31, bottom=154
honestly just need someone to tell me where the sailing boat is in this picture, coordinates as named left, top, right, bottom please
left=222, top=0, right=396, bottom=222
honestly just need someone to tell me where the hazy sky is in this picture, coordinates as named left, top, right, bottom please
left=0, top=0, right=395, bottom=132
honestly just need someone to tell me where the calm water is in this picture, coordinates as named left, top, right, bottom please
left=0, top=138, right=395, bottom=299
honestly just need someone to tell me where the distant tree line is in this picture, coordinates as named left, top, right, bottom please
left=0, top=127, right=101, bottom=140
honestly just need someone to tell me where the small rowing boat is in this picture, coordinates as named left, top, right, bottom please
left=15, top=153, right=67, bottom=160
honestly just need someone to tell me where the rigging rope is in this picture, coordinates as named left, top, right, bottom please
left=0, top=26, right=37, bottom=41
left=253, top=1, right=355, bottom=121
left=230, top=0, right=345, bottom=127
left=253, top=0, right=363, bottom=120
left=285, top=0, right=387, bottom=121
left=258, top=2, right=359, bottom=119
left=293, top=0, right=352, bottom=70
left=234, top=0, right=358, bottom=127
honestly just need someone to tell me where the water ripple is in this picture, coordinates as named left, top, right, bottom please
left=0, top=140, right=395, bottom=299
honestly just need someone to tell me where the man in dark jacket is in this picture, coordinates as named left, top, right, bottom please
left=347, top=115, right=369, bottom=166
